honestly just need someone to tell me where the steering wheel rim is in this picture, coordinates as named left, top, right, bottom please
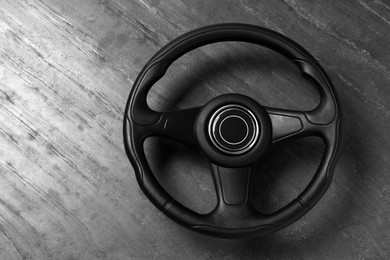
left=123, top=23, right=343, bottom=238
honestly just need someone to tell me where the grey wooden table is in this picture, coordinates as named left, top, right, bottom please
left=0, top=0, right=389, bottom=259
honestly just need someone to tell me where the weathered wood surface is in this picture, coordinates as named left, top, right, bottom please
left=0, top=0, right=389, bottom=259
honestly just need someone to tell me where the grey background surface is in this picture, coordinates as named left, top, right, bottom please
left=0, top=0, right=389, bottom=259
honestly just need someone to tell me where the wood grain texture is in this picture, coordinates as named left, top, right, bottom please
left=0, top=0, right=389, bottom=259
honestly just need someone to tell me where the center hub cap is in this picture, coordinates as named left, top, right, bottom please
left=208, top=104, right=259, bottom=155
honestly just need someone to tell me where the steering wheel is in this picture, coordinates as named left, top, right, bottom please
left=124, top=23, right=342, bottom=238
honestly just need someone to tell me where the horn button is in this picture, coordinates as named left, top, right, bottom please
left=209, top=105, right=259, bottom=155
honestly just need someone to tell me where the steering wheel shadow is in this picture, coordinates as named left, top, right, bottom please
left=144, top=46, right=362, bottom=252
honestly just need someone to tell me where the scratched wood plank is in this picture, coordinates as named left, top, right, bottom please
left=0, top=0, right=389, bottom=259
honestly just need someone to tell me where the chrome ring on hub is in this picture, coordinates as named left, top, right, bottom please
left=208, top=104, right=259, bottom=155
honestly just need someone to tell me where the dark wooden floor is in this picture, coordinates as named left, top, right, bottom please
left=1, top=0, right=390, bottom=259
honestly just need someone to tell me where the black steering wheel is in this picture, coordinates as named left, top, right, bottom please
left=124, top=23, right=342, bottom=238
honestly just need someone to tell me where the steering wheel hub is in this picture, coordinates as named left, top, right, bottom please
left=208, top=104, right=259, bottom=155
left=195, top=94, right=272, bottom=167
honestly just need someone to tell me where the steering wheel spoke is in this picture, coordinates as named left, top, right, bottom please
left=158, top=107, right=200, bottom=147
left=266, top=106, right=333, bottom=144
left=204, top=163, right=268, bottom=228
left=210, top=163, right=254, bottom=207
left=134, top=106, right=201, bottom=149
